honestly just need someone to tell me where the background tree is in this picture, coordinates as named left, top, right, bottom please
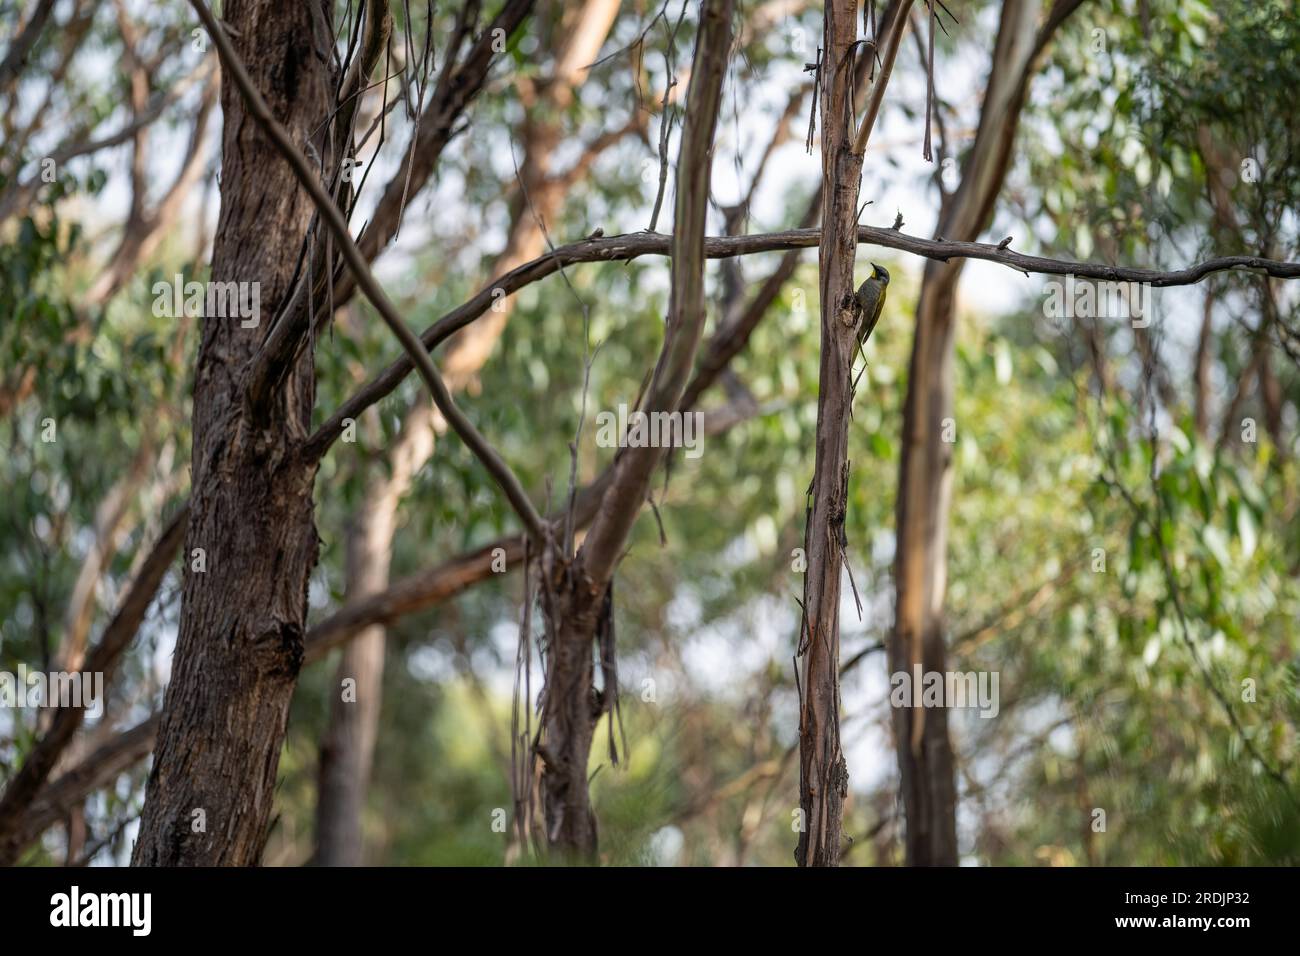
left=1, top=0, right=1297, bottom=868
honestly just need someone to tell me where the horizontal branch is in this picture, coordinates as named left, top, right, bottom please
left=306, top=226, right=1300, bottom=459
left=14, top=716, right=160, bottom=858
left=0, top=60, right=214, bottom=225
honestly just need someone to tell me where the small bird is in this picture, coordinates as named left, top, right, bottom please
left=853, top=262, right=890, bottom=370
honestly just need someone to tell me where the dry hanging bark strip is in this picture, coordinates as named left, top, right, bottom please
left=922, top=0, right=935, bottom=162
left=510, top=539, right=540, bottom=854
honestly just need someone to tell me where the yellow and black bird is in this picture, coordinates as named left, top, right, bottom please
left=852, top=262, right=890, bottom=377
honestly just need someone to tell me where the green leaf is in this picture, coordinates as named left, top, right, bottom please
left=1236, top=506, right=1257, bottom=559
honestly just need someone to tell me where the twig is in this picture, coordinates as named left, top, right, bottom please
left=304, top=227, right=1300, bottom=461
left=188, top=0, right=547, bottom=545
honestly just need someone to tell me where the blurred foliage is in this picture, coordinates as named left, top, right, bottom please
left=2, top=0, right=1298, bottom=866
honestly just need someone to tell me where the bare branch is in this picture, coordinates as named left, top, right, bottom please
left=0, top=0, right=58, bottom=97
left=189, top=0, right=546, bottom=545
left=578, top=0, right=734, bottom=585
left=12, top=717, right=160, bottom=859
left=355, top=0, right=535, bottom=267
left=0, top=61, right=214, bottom=225
left=85, top=72, right=219, bottom=305
left=851, top=0, right=915, bottom=155
left=681, top=187, right=823, bottom=411
left=305, top=226, right=1300, bottom=461
left=0, top=507, right=186, bottom=866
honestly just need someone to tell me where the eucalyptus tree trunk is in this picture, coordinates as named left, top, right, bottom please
left=313, top=406, right=434, bottom=866
left=132, top=0, right=331, bottom=866
left=891, top=0, right=1077, bottom=866
left=794, top=0, right=863, bottom=868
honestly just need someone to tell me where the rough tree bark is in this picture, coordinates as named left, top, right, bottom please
left=794, top=0, right=863, bottom=868
left=130, top=0, right=332, bottom=866
left=891, top=0, right=1078, bottom=866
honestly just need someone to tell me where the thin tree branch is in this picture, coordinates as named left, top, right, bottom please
left=0, top=507, right=187, bottom=866
left=851, top=0, right=915, bottom=155
left=305, top=225, right=1300, bottom=461
left=0, top=61, right=213, bottom=225
left=354, top=0, right=535, bottom=267
left=578, top=0, right=733, bottom=585
left=0, top=0, right=58, bottom=97
left=85, top=71, right=219, bottom=305
left=189, top=0, right=546, bottom=545
left=12, top=716, right=161, bottom=858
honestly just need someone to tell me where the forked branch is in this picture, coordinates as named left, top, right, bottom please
left=188, top=0, right=546, bottom=544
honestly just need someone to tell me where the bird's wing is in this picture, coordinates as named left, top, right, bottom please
left=863, top=289, right=886, bottom=341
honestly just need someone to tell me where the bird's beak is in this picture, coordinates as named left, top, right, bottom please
left=870, top=262, right=884, bottom=278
